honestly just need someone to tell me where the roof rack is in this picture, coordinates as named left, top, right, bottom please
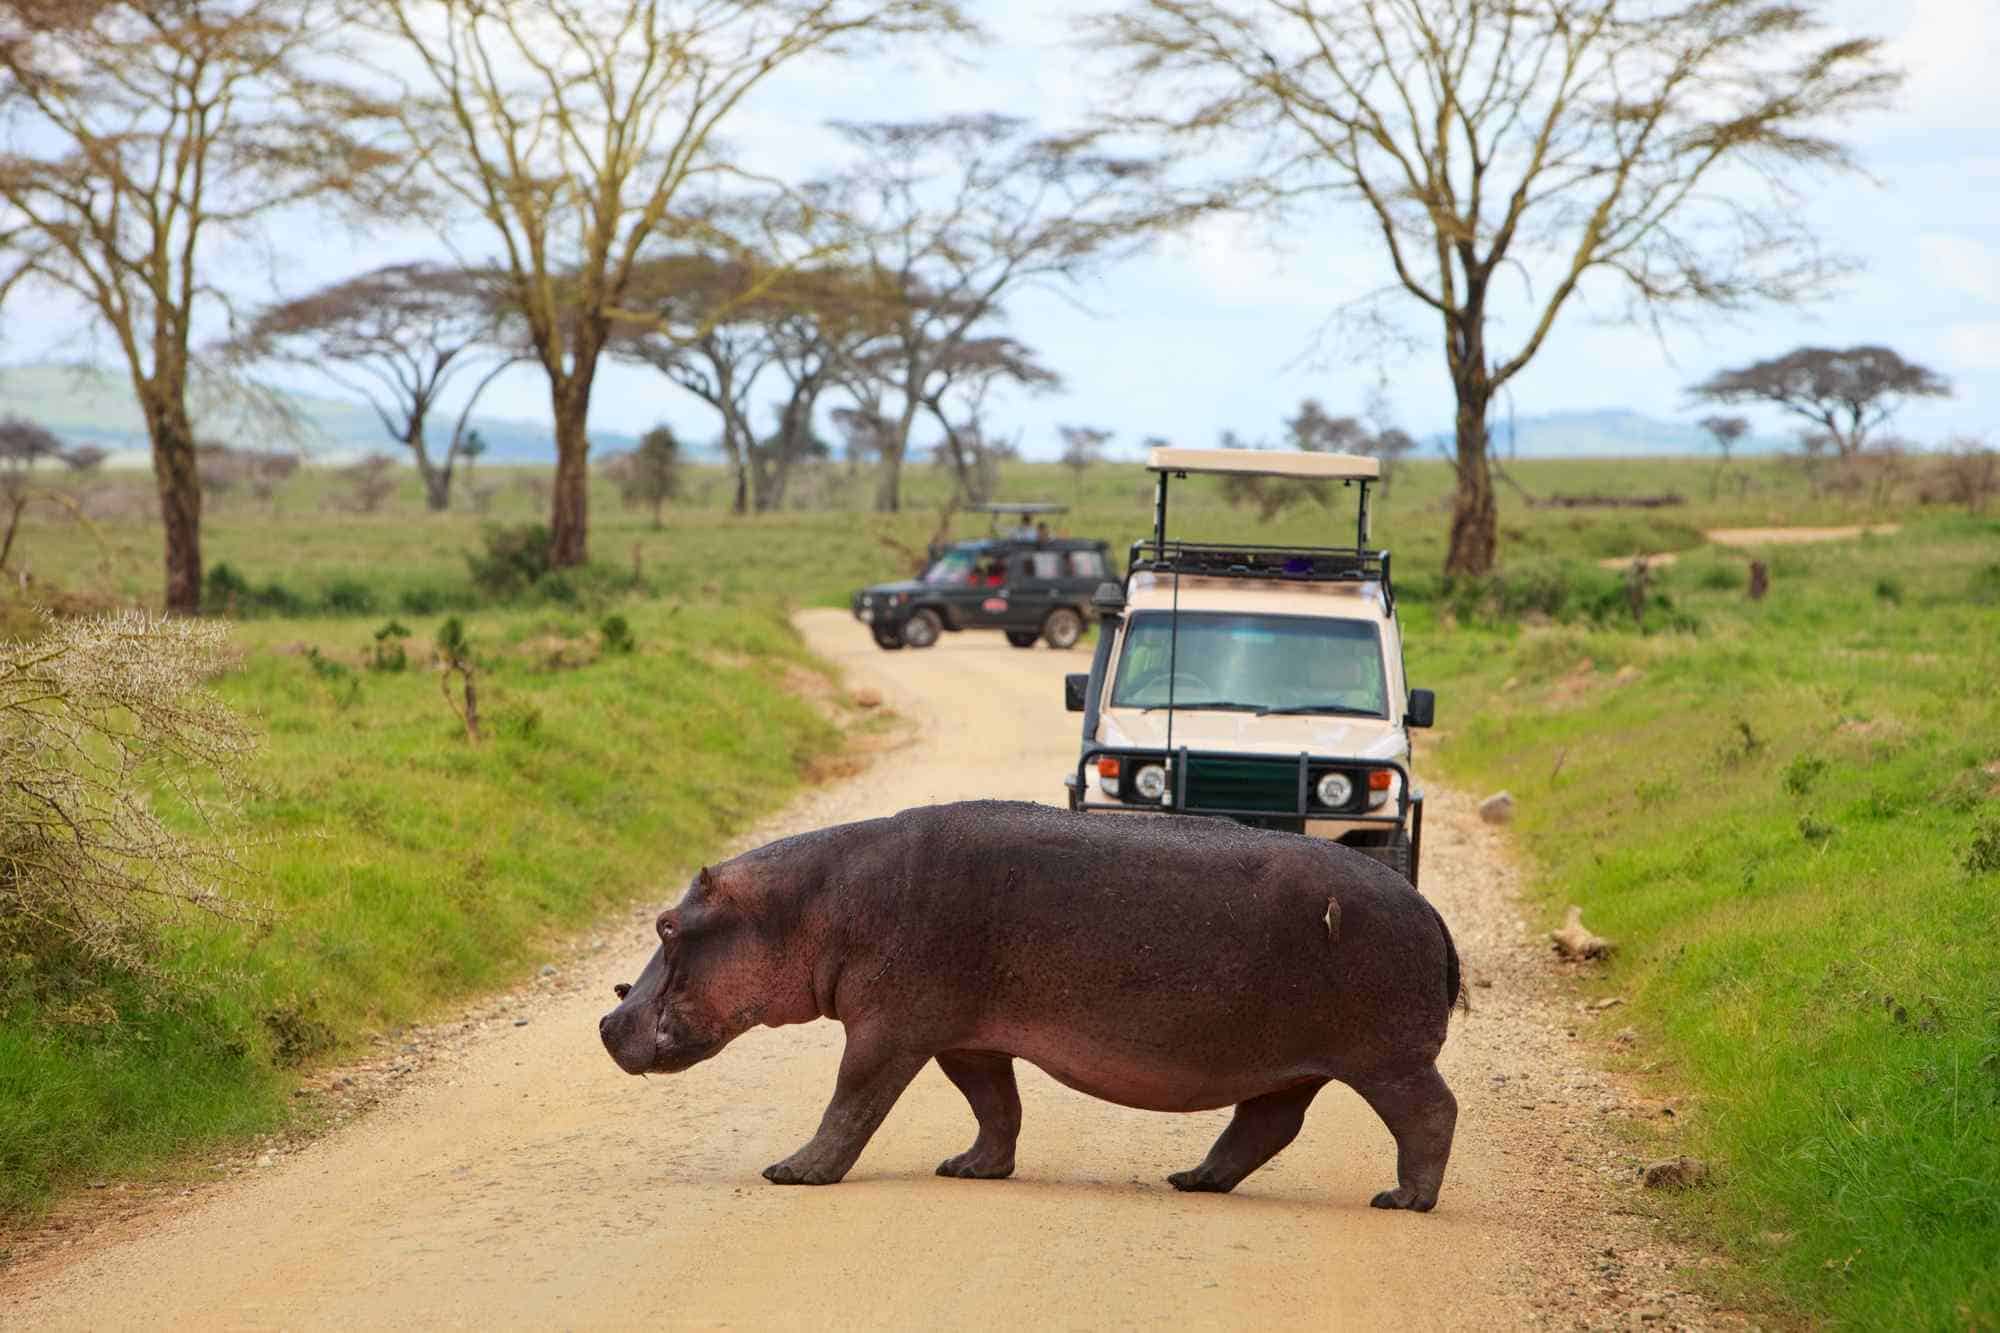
left=967, top=501, right=1068, bottom=514
left=1147, top=446, right=1380, bottom=482
left=1126, top=539, right=1394, bottom=611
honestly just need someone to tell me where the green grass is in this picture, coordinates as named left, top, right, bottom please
left=1, top=599, right=837, bottom=1211
left=1405, top=517, right=2000, bottom=1329
left=6, top=451, right=1996, bottom=1327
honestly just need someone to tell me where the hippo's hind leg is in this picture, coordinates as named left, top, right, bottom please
left=934, top=1050, right=1021, bottom=1180
left=1168, top=1078, right=1329, bottom=1194
left=1352, top=1062, right=1458, bottom=1212
left=763, top=1029, right=928, bottom=1186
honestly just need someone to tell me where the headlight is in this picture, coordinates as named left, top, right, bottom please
left=1133, top=763, right=1169, bottom=802
left=1315, top=772, right=1354, bottom=807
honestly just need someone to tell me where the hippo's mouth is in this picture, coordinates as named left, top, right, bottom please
left=648, top=1037, right=721, bottom=1073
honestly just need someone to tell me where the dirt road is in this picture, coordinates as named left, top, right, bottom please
left=6, top=610, right=1717, bottom=1331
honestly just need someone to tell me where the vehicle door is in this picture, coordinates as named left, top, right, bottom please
left=955, top=548, right=1017, bottom=627
left=1004, top=548, right=1067, bottom=629
left=1060, top=547, right=1110, bottom=602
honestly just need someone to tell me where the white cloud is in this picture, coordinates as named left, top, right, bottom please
left=1917, top=233, right=2000, bottom=305
left=1939, top=321, right=2000, bottom=371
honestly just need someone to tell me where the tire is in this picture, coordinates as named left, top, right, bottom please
left=872, top=627, right=906, bottom=651
left=1005, top=630, right=1040, bottom=649
left=1041, top=607, right=1084, bottom=650
left=901, top=608, right=942, bottom=649
left=1356, top=830, right=1414, bottom=885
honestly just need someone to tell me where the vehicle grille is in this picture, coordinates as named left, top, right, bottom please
left=1182, top=756, right=1300, bottom=815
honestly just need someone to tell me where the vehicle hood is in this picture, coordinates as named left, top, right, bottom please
left=1097, top=707, right=1406, bottom=760
left=855, top=579, right=927, bottom=599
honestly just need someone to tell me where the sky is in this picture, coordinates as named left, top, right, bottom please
left=3, top=0, right=1994, bottom=460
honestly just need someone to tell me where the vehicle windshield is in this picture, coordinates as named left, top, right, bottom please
left=921, top=550, right=978, bottom=584
left=1109, top=611, right=1388, bottom=716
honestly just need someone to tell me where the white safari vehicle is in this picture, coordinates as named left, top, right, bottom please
left=1060, top=446, right=1436, bottom=884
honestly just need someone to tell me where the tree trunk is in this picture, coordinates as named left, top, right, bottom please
left=409, top=424, right=451, bottom=513
left=549, top=386, right=591, bottom=568
left=874, top=449, right=903, bottom=513
left=142, top=388, right=203, bottom=613
left=1443, top=309, right=1497, bottom=577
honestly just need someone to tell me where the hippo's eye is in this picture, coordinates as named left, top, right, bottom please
left=656, top=911, right=677, bottom=941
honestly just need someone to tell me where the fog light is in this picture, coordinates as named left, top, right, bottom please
left=1315, top=772, right=1354, bottom=807
left=1134, top=763, right=1168, bottom=801
left=1097, top=757, right=1122, bottom=780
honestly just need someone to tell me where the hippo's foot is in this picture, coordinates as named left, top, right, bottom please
left=1352, top=1062, right=1457, bottom=1216
left=1166, top=1166, right=1239, bottom=1194
left=1168, top=1080, right=1331, bottom=1195
left=761, top=1155, right=845, bottom=1186
left=934, top=1052, right=1021, bottom=1182
left=936, top=1147, right=1014, bottom=1180
left=1369, top=1185, right=1436, bottom=1212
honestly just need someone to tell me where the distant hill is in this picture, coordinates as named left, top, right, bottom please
left=0, top=362, right=646, bottom=465
left=1479, top=408, right=1789, bottom=459
left=4, top=360, right=1793, bottom=465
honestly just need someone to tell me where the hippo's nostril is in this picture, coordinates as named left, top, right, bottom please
left=613, top=983, right=631, bottom=1000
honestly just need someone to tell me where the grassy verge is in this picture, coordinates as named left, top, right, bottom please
left=8, top=453, right=1994, bottom=1328
left=0, top=600, right=840, bottom=1212
left=1406, top=518, right=2000, bottom=1328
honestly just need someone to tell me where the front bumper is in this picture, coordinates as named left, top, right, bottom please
left=1066, top=745, right=1414, bottom=829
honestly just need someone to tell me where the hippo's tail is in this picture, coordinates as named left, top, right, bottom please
left=1427, top=897, right=1470, bottom=1023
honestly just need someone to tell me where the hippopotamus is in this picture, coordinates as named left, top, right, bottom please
left=599, top=800, right=1465, bottom=1210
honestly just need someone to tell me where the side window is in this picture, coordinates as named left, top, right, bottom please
left=1031, top=552, right=1065, bottom=580
left=1067, top=550, right=1106, bottom=580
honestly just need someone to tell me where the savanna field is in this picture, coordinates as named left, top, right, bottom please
left=3, top=452, right=1997, bottom=1328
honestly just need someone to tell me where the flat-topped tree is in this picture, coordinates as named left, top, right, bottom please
left=0, top=0, right=392, bottom=611
left=818, top=114, right=1174, bottom=513
left=1090, top=0, right=1900, bottom=576
left=228, top=264, right=519, bottom=512
left=371, top=0, right=976, bottom=567
left=1691, top=347, right=1950, bottom=459
left=922, top=336, right=1060, bottom=504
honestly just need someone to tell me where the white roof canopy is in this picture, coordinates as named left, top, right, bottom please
left=1147, top=446, right=1381, bottom=481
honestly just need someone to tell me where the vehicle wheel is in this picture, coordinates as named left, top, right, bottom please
left=901, top=608, right=942, bottom=649
left=1356, top=831, right=1413, bottom=884
left=872, top=627, right=906, bottom=651
left=1005, top=631, right=1040, bottom=649
left=1041, top=607, right=1084, bottom=650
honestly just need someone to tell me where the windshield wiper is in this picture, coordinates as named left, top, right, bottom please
left=1253, top=702, right=1382, bottom=717
left=1138, top=699, right=1255, bottom=714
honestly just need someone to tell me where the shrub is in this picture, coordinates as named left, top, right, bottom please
left=322, top=578, right=377, bottom=615
left=467, top=523, right=553, bottom=599
left=369, top=620, right=410, bottom=673
left=599, top=613, right=636, bottom=655
left=0, top=612, right=258, bottom=981
left=1968, top=821, right=2000, bottom=877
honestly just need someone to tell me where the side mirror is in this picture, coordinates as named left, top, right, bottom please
left=1406, top=688, right=1435, bottom=729
left=1091, top=581, right=1126, bottom=616
left=1065, top=673, right=1090, bottom=713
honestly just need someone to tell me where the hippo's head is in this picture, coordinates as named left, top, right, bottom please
left=598, top=866, right=784, bottom=1076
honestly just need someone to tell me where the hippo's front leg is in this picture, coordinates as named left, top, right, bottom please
left=763, top=1028, right=929, bottom=1185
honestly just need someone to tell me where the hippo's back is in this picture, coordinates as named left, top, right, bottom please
left=844, top=801, right=1454, bottom=1107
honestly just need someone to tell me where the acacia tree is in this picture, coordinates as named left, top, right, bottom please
left=1091, top=0, right=1900, bottom=575
left=0, top=414, right=71, bottom=571
left=0, top=0, right=389, bottom=611
left=228, top=264, right=519, bottom=511
left=920, top=335, right=1059, bottom=503
left=1696, top=412, right=1749, bottom=496
left=372, top=0, right=973, bottom=567
left=1057, top=424, right=1112, bottom=503
left=819, top=114, right=1170, bottom=512
left=1690, top=346, right=1949, bottom=459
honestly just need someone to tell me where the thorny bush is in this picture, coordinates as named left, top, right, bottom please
left=0, top=612, right=261, bottom=980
